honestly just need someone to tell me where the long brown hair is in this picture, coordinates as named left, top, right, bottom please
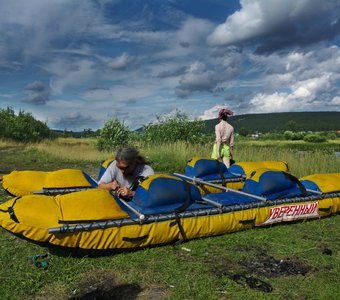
left=115, top=147, right=148, bottom=165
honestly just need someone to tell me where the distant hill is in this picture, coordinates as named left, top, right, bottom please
left=203, top=111, right=340, bottom=134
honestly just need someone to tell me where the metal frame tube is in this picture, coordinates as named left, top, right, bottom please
left=173, top=173, right=267, bottom=202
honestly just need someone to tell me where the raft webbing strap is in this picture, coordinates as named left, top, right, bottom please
left=173, top=180, right=193, bottom=214
left=170, top=179, right=193, bottom=242
left=129, top=176, right=146, bottom=192
left=216, top=160, right=226, bottom=186
left=283, top=172, right=307, bottom=196
left=122, top=235, right=149, bottom=243
left=8, top=207, right=19, bottom=223
left=175, top=214, right=187, bottom=241
left=318, top=206, right=332, bottom=213
left=2, top=197, right=20, bottom=223
left=4, top=189, right=16, bottom=197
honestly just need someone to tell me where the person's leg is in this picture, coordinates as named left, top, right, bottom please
left=221, top=144, right=231, bottom=168
left=222, top=157, right=230, bottom=168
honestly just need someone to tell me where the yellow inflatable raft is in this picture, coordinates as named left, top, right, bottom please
left=0, top=169, right=339, bottom=251
left=1, top=159, right=288, bottom=197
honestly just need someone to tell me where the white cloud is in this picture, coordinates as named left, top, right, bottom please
left=199, top=104, right=229, bottom=120
left=107, top=52, right=136, bottom=70
left=46, top=59, right=97, bottom=95
left=0, top=0, right=102, bottom=60
left=292, top=75, right=331, bottom=98
left=249, top=92, right=294, bottom=112
left=177, top=17, right=215, bottom=46
left=0, top=92, right=15, bottom=98
left=330, top=96, right=340, bottom=106
left=207, top=0, right=339, bottom=49
left=249, top=73, right=338, bottom=113
left=176, top=62, right=218, bottom=97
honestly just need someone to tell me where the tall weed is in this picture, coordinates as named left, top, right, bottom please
left=27, top=138, right=112, bottom=162
left=5, top=138, right=339, bottom=177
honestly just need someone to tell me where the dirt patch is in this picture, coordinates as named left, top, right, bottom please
left=227, top=273, right=273, bottom=293
left=70, top=270, right=142, bottom=300
left=212, top=249, right=312, bottom=293
left=213, top=262, right=273, bottom=293
left=321, top=247, right=333, bottom=256
left=240, top=254, right=311, bottom=277
left=69, top=270, right=168, bottom=300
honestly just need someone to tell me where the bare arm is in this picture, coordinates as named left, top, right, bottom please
left=98, top=180, right=120, bottom=191
left=229, top=128, right=235, bottom=157
left=215, top=125, right=222, bottom=160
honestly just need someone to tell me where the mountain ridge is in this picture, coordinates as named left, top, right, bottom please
left=202, top=111, right=340, bottom=133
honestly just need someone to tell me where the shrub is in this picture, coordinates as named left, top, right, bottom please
left=141, top=111, right=207, bottom=144
left=286, top=120, right=297, bottom=131
left=0, top=107, right=53, bottom=142
left=291, top=132, right=305, bottom=140
left=238, top=127, right=250, bottom=137
left=283, top=131, right=305, bottom=140
left=258, top=132, right=285, bottom=140
left=325, top=132, right=337, bottom=140
left=303, top=134, right=327, bottom=143
left=96, top=118, right=130, bottom=151
left=284, top=131, right=294, bottom=140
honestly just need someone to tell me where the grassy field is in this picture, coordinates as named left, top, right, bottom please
left=0, top=138, right=339, bottom=299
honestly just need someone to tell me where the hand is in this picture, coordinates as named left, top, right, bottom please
left=117, top=187, right=135, bottom=198
left=110, top=180, right=120, bottom=191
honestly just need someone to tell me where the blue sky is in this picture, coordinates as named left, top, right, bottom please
left=0, top=0, right=339, bottom=131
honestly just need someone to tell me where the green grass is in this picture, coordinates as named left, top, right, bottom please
left=0, top=138, right=339, bottom=299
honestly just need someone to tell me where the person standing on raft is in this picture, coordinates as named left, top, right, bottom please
left=211, top=108, right=235, bottom=168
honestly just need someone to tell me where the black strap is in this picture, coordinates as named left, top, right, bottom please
left=215, top=160, right=226, bottom=186
left=169, top=180, right=193, bottom=242
left=170, top=215, right=187, bottom=242
left=239, top=217, right=256, bottom=225
left=122, top=235, right=148, bottom=243
left=129, top=176, right=146, bottom=191
left=173, top=180, right=192, bottom=213
left=6, top=197, right=20, bottom=223
left=282, top=172, right=307, bottom=196
left=8, top=207, right=19, bottom=223
left=4, top=189, right=15, bottom=197
left=282, top=161, right=289, bottom=172
left=318, top=207, right=331, bottom=213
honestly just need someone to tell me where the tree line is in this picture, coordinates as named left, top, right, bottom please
left=1, top=107, right=337, bottom=150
